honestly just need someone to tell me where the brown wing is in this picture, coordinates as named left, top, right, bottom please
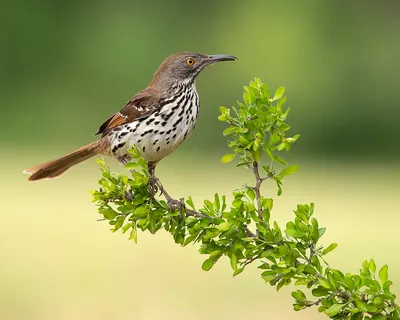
left=95, top=90, right=158, bottom=136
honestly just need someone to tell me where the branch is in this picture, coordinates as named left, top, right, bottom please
left=93, top=78, right=400, bottom=319
left=243, top=254, right=260, bottom=268
left=303, top=298, right=323, bottom=309
left=154, top=175, right=257, bottom=238
left=251, top=161, right=264, bottom=219
left=153, top=176, right=207, bottom=218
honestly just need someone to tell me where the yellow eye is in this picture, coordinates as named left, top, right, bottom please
left=185, top=58, right=195, bottom=66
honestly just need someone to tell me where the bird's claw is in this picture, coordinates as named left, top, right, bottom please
left=148, top=173, right=162, bottom=197
left=166, top=198, right=185, bottom=220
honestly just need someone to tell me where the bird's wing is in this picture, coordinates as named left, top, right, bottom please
left=95, top=90, right=157, bottom=136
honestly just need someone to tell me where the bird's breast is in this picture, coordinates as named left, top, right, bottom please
left=107, top=89, right=200, bottom=163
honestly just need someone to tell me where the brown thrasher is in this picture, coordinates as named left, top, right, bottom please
left=24, top=52, right=237, bottom=181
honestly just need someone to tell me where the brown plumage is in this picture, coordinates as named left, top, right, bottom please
left=24, top=140, right=106, bottom=181
left=95, top=90, right=156, bottom=135
left=24, top=52, right=237, bottom=181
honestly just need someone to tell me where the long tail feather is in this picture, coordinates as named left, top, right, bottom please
left=24, top=140, right=105, bottom=181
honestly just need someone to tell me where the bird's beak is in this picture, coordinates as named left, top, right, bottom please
left=206, top=54, right=238, bottom=65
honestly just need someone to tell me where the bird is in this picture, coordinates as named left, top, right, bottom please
left=24, top=52, right=237, bottom=182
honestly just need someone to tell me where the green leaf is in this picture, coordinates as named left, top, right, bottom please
left=260, top=83, right=270, bottom=98
left=265, top=145, right=274, bottom=160
left=99, top=208, right=117, bottom=220
left=327, top=272, right=336, bottom=289
left=383, top=280, right=392, bottom=293
left=133, top=206, right=148, bottom=218
left=256, top=223, right=267, bottom=235
left=332, top=270, right=345, bottom=283
left=277, top=96, right=287, bottom=110
left=373, top=297, right=383, bottom=307
left=243, top=90, right=254, bottom=105
left=263, top=198, right=273, bottom=210
left=214, top=193, right=220, bottom=211
left=312, top=287, right=330, bottom=297
left=221, top=153, right=236, bottom=164
left=371, top=315, right=386, bottom=320
left=252, top=148, right=261, bottom=162
left=249, top=210, right=260, bottom=222
left=318, top=227, right=326, bottom=238
left=294, top=278, right=308, bottom=286
left=322, top=243, right=338, bottom=255
left=201, top=258, right=215, bottom=271
left=129, top=225, right=138, bottom=243
left=183, top=234, right=197, bottom=247
left=219, top=106, right=228, bottom=115
left=230, top=253, right=238, bottom=270
left=369, top=259, right=376, bottom=273
left=246, top=188, right=256, bottom=201
left=379, top=265, right=388, bottom=284
left=304, top=265, right=317, bottom=275
left=262, top=270, right=277, bottom=282
left=311, top=218, right=318, bottom=229
left=325, top=303, right=346, bottom=317
left=233, top=268, right=244, bottom=277
left=285, top=228, right=302, bottom=238
left=318, top=278, right=331, bottom=289
left=291, top=290, right=306, bottom=301
left=218, top=115, right=226, bottom=122
left=277, top=142, right=285, bottom=151
left=272, top=87, right=285, bottom=101
left=275, top=179, right=283, bottom=196
left=280, top=165, right=299, bottom=177
left=354, top=300, right=368, bottom=312
left=217, top=221, right=231, bottom=232
left=292, top=134, right=300, bottom=142
left=186, top=197, right=195, bottom=210
left=274, top=155, right=288, bottom=165
left=276, top=279, right=286, bottom=291
left=351, top=313, right=363, bottom=320
left=125, top=162, right=139, bottom=169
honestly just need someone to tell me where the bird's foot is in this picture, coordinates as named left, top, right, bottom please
left=146, top=164, right=184, bottom=220
left=148, top=175, right=160, bottom=198
left=166, top=197, right=185, bottom=220
left=147, top=164, right=160, bottom=198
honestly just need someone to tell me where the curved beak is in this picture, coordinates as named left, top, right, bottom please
left=206, top=54, right=238, bottom=65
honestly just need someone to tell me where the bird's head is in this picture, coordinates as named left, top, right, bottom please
left=151, top=52, right=237, bottom=85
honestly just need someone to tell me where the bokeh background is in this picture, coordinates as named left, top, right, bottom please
left=1, top=1, right=400, bottom=319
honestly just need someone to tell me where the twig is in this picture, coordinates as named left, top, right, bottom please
left=243, top=254, right=260, bottom=268
left=151, top=169, right=332, bottom=290
left=153, top=174, right=257, bottom=238
left=303, top=298, right=323, bottom=309
left=252, top=161, right=263, bottom=219
left=308, top=242, right=315, bottom=264
left=153, top=177, right=207, bottom=218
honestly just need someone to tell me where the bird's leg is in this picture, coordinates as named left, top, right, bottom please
left=147, top=164, right=184, bottom=218
left=148, top=163, right=159, bottom=197
left=153, top=179, right=184, bottom=219
left=118, top=156, right=136, bottom=174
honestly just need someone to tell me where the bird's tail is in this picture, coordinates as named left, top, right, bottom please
left=24, top=140, right=105, bottom=181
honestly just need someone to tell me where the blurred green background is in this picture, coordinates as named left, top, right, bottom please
left=1, top=1, right=400, bottom=319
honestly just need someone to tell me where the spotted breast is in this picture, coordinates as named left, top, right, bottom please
left=107, top=82, right=200, bottom=164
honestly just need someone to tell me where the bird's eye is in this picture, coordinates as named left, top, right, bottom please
left=185, top=58, right=195, bottom=66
